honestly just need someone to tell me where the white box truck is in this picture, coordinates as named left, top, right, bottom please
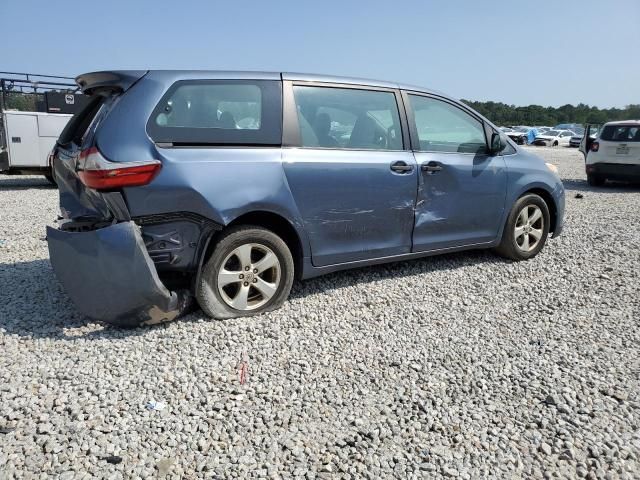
left=0, top=72, right=87, bottom=183
left=0, top=111, right=72, bottom=182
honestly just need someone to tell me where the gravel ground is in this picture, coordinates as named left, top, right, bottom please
left=1, top=147, right=639, bottom=479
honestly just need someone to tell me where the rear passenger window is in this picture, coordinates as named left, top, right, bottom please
left=408, top=95, right=487, bottom=154
left=292, top=86, right=403, bottom=150
left=147, top=80, right=282, bottom=146
left=600, top=125, right=640, bottom=142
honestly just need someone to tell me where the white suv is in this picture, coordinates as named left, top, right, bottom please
left=580, top=121, right=640, bottom=186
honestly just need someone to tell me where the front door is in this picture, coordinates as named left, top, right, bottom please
left=403, top=93, right=507, bottom=252
left=282, top=83, right=417, bottom=267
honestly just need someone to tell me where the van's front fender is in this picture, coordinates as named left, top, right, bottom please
left=505, top=152, right=565, bottom=237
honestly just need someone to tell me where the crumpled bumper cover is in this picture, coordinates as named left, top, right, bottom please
left=47, top=221, right=181, bottom=327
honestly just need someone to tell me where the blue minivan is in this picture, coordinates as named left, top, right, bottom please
left=48, top=71, right=565, bottom=326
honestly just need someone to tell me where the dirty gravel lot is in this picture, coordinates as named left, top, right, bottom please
left=0, top=147, right=639, bottom=479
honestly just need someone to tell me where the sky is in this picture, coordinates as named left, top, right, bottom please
left=2, top=0, right=638, bottom=108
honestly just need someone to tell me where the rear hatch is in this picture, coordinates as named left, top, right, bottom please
left=47, top=71, right=186, bottom=326
left=52, top=70, right=149, bottom=224
left=597, top=124, right=640, bottom=164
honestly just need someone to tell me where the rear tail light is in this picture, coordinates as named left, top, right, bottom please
left=590, top=142, right=599, bottom=152
left=78, top=147, right=161, bottom=190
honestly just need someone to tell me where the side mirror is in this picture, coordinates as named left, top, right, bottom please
left=489, top=132, right=503, bottom=155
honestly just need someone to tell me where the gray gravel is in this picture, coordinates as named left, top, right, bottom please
left=1, top=147, right=639, bottom=479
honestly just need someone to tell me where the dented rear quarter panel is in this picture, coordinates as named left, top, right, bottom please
left=94, top=72, right=311, bottom=259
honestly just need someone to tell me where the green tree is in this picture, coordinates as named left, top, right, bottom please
left=461, top=100, right=640, bottom=127
left=4, top=92, right=37, bottom=111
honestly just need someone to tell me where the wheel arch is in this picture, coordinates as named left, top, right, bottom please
left=197, top=210, right=306, bottom=284
left=522, top=187, right=558, bottom=234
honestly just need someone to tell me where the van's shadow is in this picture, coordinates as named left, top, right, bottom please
left=1, top=249, right=509, bottom=340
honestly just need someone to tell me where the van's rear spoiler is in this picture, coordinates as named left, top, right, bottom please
left=75, top=70, right=148, bottom=95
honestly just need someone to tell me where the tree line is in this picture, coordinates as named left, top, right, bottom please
left=461, top=100, right=640, bottom=127
left=2, top=92, right=40, bottom=111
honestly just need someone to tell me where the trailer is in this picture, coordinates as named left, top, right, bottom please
left=0, top=72, right=88, bottom=183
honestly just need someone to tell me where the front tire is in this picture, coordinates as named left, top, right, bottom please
left=495, top=194, right=550, bottom=261
left=196, top=226, right=294, bottom=319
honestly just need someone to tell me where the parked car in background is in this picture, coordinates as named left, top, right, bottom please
left=570, top=127, right=597, bottom=147
left=499, top=126, right=514, bottom=133
left=569, top=135, right=582, bottom=147
left=507, top=126, right=538, bottom=145
left=580, top=121, right=640, bottom=186
left=555, top=123, right=583, bottom=132
left=47, top=70, right=565, bottom=327
left=533, top=129, right=576, bottom=147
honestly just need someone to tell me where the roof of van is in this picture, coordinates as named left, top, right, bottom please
left=282, top=72, right=445, bottom=96
left=76, top=70, right=447, bottom=98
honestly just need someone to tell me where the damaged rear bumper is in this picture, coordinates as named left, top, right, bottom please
left=47, top=221, right=183, bottom=327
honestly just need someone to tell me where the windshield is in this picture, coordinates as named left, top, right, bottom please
left=544, top=130, right=560, bottom=136
left=514, top=127, right=529, bottom=132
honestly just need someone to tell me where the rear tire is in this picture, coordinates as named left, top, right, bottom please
left=494, top=194, right=550, bottom=261
left=587, top=173, right=605, bottom=187
left=553, top=141, right=558, bottom=147
left=196, top=226, right=294, bottom=319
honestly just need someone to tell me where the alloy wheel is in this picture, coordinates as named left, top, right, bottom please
left=514, top=205, right=544, bottom=252
left=217, top=243, right=281, bottom=311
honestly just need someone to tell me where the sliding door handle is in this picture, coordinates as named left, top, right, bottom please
left=390, top=161, right=413, bottom=173
left=421, top=161, right=443, bottom=173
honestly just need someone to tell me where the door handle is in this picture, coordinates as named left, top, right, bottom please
left=390, top=161, right=413, bottom=173
left=421, top=161, right=443, bottom=173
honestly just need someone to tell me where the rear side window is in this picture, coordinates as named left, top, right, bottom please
left=147, top=80, right=282, bottom=146
left=292, top=86, right=403, bottom=150
left=600, top=125, right=640, bottom=142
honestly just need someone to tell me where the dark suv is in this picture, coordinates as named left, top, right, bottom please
left=48, top=70, right=565, bottom=326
